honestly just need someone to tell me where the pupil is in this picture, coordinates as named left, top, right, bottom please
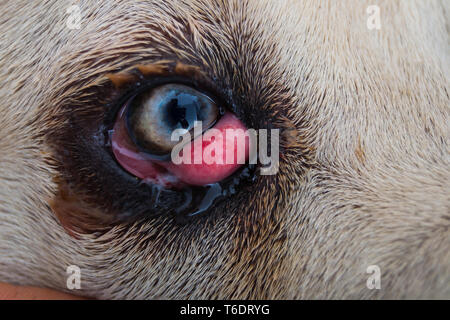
left=164, top=91, right=199, bottom=131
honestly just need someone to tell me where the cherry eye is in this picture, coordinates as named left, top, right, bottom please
left=127, top=84, right=219, bottom=156
left=110, top=81, right=250, bottom=190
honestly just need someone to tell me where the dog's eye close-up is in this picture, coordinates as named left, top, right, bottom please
left=110, top=78, right=251, bottom=192
left=44, top=60, right=268, bottom=227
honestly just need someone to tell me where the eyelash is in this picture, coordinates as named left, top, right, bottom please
left=103, top=63, right=229, bottom=129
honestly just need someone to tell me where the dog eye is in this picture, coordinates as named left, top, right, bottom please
left=48, top=59, right=267, bottom=224
left=109, top=78, right=252, bottom=192
left=127, top=84, right=219, bottom=156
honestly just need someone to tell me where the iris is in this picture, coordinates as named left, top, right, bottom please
left=127, top=84, right=219, bottom=156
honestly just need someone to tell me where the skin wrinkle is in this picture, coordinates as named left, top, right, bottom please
left=0, top=0, right=449, bottom=299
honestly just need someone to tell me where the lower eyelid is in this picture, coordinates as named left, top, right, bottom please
left=111, top=103, right=186, bottom=189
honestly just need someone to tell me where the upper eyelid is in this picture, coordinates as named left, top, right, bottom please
left=105, top=61, right=210, bottom=90
left=102, top=60, right=229, bottom=128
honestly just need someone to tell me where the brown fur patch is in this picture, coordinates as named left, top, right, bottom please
left=49, top=181, right=113, bottom=238
left=355, top=135, right=365, bottom=164
left=105, top=73, right=137, bottom=89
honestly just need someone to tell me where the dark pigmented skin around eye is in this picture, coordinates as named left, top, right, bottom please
left=46, top=64, right=268, bottom=229
left=106, top=71, right=256, bottom=219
